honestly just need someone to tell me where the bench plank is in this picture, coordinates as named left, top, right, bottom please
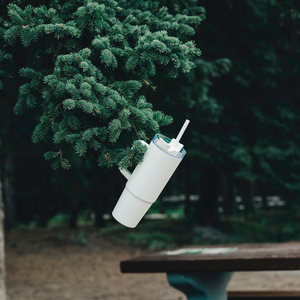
left=228, top=290, right=300, bottom=299
left=121, top=243, right=300, bottom=273
left=121, top=243, right=300, bottom=300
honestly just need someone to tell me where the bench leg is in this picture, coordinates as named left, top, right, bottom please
left=167, top=272, right=234, bottom=300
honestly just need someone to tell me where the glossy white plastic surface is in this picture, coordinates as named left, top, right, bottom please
left=112, top=134, right=186, bottom=228
left=112, top=187, right=152, bottom=228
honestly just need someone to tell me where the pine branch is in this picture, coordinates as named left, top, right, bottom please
left=3, top=0, right=204, bottom=169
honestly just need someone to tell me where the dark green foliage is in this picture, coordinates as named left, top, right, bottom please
left=1, top=0, right=204, bottom=169
left=200, top=0, right=300, bottom=195
left=170, top=0, right=300, bottom=199
left=0, top=50, right=12, bottom=90
left=0, top=19, right=13, bottom=91
left=138, top=0, right=300, bottom=227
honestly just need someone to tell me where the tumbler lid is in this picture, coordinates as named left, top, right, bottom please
left=152, top=119, right=189, bottom=159
left=153, top=134, right=186, bottom=159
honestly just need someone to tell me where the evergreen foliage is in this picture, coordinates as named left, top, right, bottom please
left=147, top=0, right=300, bottom=225
left=0, top=0, right=205, bottom=169
left=2, top=0, right=300, bottom=229
left=192, top=0, right=300, bottom=198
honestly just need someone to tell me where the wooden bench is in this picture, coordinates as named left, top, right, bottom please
left=121, top=243, right=300, bottom=300
left=228, top=290, right=300, bottom=299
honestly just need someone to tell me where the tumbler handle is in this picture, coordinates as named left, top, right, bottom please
left=119, top=140, right=149, bottom=180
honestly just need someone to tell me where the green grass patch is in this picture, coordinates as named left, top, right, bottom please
left=220, top=209, right=300, bottom=243
left=100, top=208, right=300, bottom=249
left=47, top=213, right=70, bottom=229
left=13, top=207, right=300, bottom=250
left=99, top=219, right=193, bottom=250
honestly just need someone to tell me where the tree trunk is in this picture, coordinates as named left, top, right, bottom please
left=220, top=172, right=236, bottom=232
left=67, top=164, right=85, bottom=229
left=94, top=168, right=120, bottom=228
left=94, top=194, right=107, bottom=228
left=3, top=154, right=14, bottom=229
left=221, top=172, right=236, bottom=214
left=0, top=164, right=7, bottom=300
left=194, top=165, right=220, bottom=228
left=243, top=179, right=255, bottom=213
left=184, top=161, right=192, bottom=218
left=69, top=172, right=79, bottom=229
left=258, top=181, right=268, bottom=210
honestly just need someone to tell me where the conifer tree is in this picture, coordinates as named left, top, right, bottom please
left=189, top=0, right=300, bottom=212
left=0, top=0, right=205, bottom=170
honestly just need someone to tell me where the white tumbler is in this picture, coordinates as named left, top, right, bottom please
left=112, top=120, right=190, bottom=228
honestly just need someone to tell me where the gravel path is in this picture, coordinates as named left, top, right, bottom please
left=5, top=228, right=300, bottom=299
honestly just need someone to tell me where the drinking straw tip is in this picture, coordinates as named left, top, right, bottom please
left=176, top=119, right=190, bottom=142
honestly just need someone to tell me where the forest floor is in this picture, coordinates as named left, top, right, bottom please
left=5, top=226, right=300, bottom=300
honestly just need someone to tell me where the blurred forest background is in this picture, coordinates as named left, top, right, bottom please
left=1, top=0, right=300, bottom=248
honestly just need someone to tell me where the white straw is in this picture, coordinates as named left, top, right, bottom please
left=176, top=119, right=190, bottom=142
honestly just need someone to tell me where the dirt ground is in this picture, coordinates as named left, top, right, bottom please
left=5, top=227, right=300, bottom=300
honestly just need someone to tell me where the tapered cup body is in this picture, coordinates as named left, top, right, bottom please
left=112, top=134, right=186, bottom=228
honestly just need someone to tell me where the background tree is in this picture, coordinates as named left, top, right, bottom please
left=4, top=0, right=204, bottom=169
left=2, top=0, right=300, bottom=233
left=147, top=0, right=300, bottom=227
left=190, top=0, right=300, bottom=225
left=0, top=0, right=205, bottom=228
